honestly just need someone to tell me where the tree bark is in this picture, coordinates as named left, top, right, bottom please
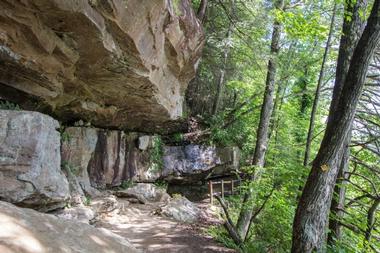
left=329, top=0, right=368, bottom=115
left=327, top=141, right=350, bottom=243
left=303, top=2, right=337, bottom=167
left=327, top=0, right=367, bottom=245
left=364, top=198, right=380, bottom=248
left=235, top=0, right=284, bottom=241
left=292, top=0, right=380, bottom=251
left=197, top=0, right=208, bottom=23
left=250, top=2, right=282, bottom=167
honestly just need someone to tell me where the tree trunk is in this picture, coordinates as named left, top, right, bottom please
left=268, top=41, right=297, bottom=145
left=303, top=2, right=337, bottom=167
left=327, top=0, right=367, bottom=245
left=250, top=6, right=282, bottom=167
left=235, top=0, right=284, bottom=241
left=327, top=141, right=350, bottom=243
left=329, top=0, right=368, bottom=115
left=291, top=0, right=380, bottom=251
left=212, top=0, right=234, bottom=115
left=197, top=0, right=208, bottom=23
left=364, top=198, right=380, bottom=248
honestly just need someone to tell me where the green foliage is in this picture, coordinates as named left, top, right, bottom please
left=149, top=136, right=164, bottom=172
left=61, top=131, right=71, bottom=143
left=172, top=193, right=182, bottom=199
left=192, top=0, right=378, bottom=251
left=154, top=180, right=168, bottom=190
left=275, top=8, right=329, bottom=41
left=172, top=133, right=183, bottom=143
left=208, top=162, right=308, bottom=252
left=120, top=180, right=135, bottom=189
left=58, top=125, right=72, bottom=143
left=0, top=100, right=21, bottom=110
left=207, top=225, right=240, bottom=251
left=84, top=196, right=91, bottom=206
left=62, top=161, right=79, bottom=175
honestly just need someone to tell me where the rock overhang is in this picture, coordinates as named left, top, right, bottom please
left=0, top=0, right=204, bottom=132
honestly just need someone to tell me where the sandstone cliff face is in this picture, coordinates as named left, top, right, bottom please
left=0, top=110, right=69, bottom=211
left=0, top=110, right=239, bottom=210
left=62, top=127, right=240, bottom=190
left=61, top=127, right=161, bottom=192
left=0, top=0, right=204, bottom=132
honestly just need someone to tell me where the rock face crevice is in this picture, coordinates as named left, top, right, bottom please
left=0, top=0, right=204, bottom=132
left=62, top=128, right=162, bottom=192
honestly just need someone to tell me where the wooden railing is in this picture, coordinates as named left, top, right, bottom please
left=208, top=178, right=241, bottom=204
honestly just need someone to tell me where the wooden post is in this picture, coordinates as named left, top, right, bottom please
left=231, top=180, right=234, bottom=194
left=209, top=181, right=213, bottom=204
left=221, top=179, right=224, bottom=199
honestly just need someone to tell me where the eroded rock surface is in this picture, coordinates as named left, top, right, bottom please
left=0, top=110, right=69, bottom=211
left=0, top=201, right=140, bottom=253
left=159, top=196, right=200, bottom=223
left=61, top=127, right=101, bottom=204
left=162, top=145, right=240, bottom=183
left=62, top=127, right=161, bottom=190
left=114, top=183, right=170, bottom=204
left=90, top=195, right=120, bottom=215
left=62, top=127, right=240, bottom=189
left=53, top=206, right=96, bottom=224
left=0, top=0, right=204, bottom=132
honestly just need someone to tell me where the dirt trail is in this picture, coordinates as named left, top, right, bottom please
left=95, top=199, right=235, bottom=253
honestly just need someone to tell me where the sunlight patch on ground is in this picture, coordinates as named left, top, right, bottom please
left=0, top=213, right=44, bottom=253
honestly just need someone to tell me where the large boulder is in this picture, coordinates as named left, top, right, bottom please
left=162, top=145, right=240, bottom=183
left=0, top=201, right=140, bottom=253
left=89, top=195, right=120, bottom=215
left=0, top=110, right=69, bottom=211
left=159, top=196, right=200, bottom=223
left=0, top=0, right=204, bottom=133
left=114, top=183, right=170, bottom=204
left=53, top=206, right=96, bottom=224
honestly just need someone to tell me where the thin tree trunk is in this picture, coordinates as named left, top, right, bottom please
left=197, top=0, right=208, bottom=23
left=235, top=0, right=284, bottom=241
left=296, top=67, right=310, bottom=161
left=212, top=0, right=234, bottom=115
left=273, top=79, right=287, bottom=149
left=303, top=2, right=337, bottom=167
left=270, top=81, right=284, bottom=136
left=292, top=0, right=380, bottom=251
left=327, top=0, right=368, bottom=245
left=364, top=198, right=380, bottom=249
left=269, top=41, right=297, bottom=142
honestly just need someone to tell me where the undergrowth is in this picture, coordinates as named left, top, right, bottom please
left=0, top=100, right=20, bottom=110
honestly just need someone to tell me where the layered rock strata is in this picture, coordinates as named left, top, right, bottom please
left=0, top=0, right=204, bottom=132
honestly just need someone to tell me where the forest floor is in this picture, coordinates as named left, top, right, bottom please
left=94, top=199, right=235, bottom=253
